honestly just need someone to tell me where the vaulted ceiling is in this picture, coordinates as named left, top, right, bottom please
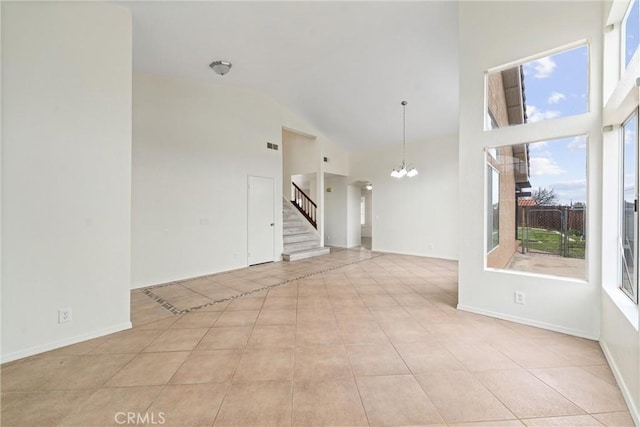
left=121, top=1, right=460, bottom=151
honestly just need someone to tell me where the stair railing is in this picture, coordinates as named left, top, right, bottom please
left=291, top=182, right=317, bottom=229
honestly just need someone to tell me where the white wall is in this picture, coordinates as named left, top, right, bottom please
left=323, top=174, right=348, bottom=247
left=132, top=73, right=283, bottom=287
left=281, top=108, right=350, bottom=246
left=322, top=139, right=350, bottom=176
left=347, top=185, right=362, bottom=248
left=361, top=190, right=373, bottom=238
left=283, top=129, right=318, bottom=198
left=349, top=134, right=459, bottom=260
left=600, top=0, right=640, bottom=423
left=1, top=2, right=132, bottom=362
left=457, top=1, right=603, bottom=339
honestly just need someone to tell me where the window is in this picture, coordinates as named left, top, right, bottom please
left=487, top=163, right=500, bottom=252
left=485, top=44, right=588, bottom=130
left=360, top=196, right=366, bottom=226
left=621, top=110, right=639, bottom=302
left=485, top=137, right=588, bottom=280
left=623, top=0, right=639, bottom=69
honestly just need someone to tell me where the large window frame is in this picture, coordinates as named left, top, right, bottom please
left=486, top=163, right=500, bottom=253
left=484, top=41, right=590, bottom=131
left=621, top=108, right=639, bottom=303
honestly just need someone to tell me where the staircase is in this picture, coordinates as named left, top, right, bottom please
left=282, top=198, right=330, bottom=261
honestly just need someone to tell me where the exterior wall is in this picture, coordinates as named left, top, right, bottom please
left=487, top=146, right=517, bottom=269
left=487, top=72, right=510, bottom=127
left=486, top=68, right=520, bottom=269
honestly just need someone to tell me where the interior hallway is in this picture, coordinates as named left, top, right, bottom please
left=1, top=250, right=633, bottom=426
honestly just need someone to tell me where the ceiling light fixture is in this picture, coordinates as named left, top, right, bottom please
left=209, top=60, right=232, bottom=76
left=391, top=101, right=418, bottom=178
left=365, top=183, right=373, bottom=191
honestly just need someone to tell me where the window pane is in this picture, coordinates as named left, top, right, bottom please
left=486, top=137, right=587, bottom=280
left=621, top=111, right=638, bottom=302
left=486, top=45, right=588, bottom=130
left=624, top=0, right=639, bottom=68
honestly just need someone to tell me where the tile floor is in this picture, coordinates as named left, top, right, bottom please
left=0, top=250, right=634, bottom=427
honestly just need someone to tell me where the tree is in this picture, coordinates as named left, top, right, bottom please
left=532, top=187, right=558, bottom=206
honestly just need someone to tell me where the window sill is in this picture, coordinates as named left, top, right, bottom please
left=603, top=285, right=639, bottom=331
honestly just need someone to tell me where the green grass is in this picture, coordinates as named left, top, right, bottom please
left=517, top=227, right=585, bottom=259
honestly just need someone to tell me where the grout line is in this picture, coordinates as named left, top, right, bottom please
left=290, top=279, right=299, bottom=427
left=330, top=278, right=372, bottom=427
left=141, top=252, right=385, bottom=316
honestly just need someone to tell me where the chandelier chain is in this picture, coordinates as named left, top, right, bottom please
left=402, top=101, right=406, bottom=166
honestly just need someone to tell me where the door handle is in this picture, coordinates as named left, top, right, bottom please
left=270, top=223, right=275, bottom=227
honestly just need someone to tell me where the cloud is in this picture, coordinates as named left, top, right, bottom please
left=530, top=156, right=566, bottom=176
left=553, top=179, right=586, bottom=190
left=552, top=180, right=587, bottom=204
left=526, top=105, right=562, bottom=123
left=547, top=91, right=566, bottom=104
left=528, top=140, right=548, bottom=151
left=567, top=136, right=587, bottom=150
left=531, top=56, right=557, bottom=79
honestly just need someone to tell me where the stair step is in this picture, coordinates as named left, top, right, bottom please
left=283, top=227, right=308, bottom=235
left=284, top=233, right=317, bottom=244
left=283, top=246, right=330, bottom=261
left=282, top=217, right=304, bottom=225
left=283, top=217, right=302, bottom=223
left=283, top=223, right=303, bottom=227
left=282, top=198, right=319, bottom=252
left=282, top=221, right=307, bottom=230
left=283, top=240, right=321, bottom=252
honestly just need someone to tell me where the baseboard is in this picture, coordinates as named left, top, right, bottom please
left=457, top=304, right=599, bottom=340
left=600, top=341, right=640, bottom=427
left=373, top=248, right=459, bottom=262
left=1, top=322, right=132, bottom=364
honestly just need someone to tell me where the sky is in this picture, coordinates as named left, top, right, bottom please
left=623, top=115, right=637, bottom=206
left=487, top=2, right=639, bottom=206
left=518, top=44, right=589, bottom=205
left=517, top=0, right=639, bottom=206
left=626, top=0, right=639, bottom=67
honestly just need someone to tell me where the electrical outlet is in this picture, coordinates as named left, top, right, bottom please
left=58, top=308, right=72, bottom=323
left=514, top=291, right=526, bottom=305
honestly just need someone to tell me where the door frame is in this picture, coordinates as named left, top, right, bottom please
left=247, top=175, right=275, bottom=266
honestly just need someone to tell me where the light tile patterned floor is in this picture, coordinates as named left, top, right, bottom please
left=0, top=250, right=634, bottom=426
